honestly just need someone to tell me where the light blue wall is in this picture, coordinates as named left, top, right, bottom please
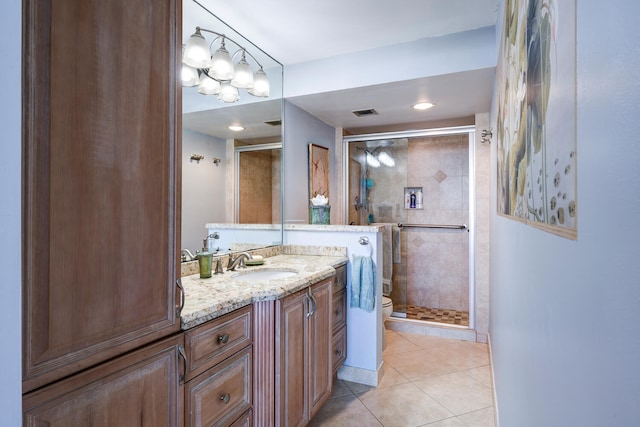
left=0, top=0, right=22, bottom=424
left=285, top=26, right=497, bottom=98
left=182, top=129, right=227, bottom=252
left=489, top=2, right=640, bottom=426
left=283, top=101, right=336, bottom=223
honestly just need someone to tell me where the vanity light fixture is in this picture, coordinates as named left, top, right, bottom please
left=413, top=102, right=435, bottom=110
left=228, top=125, right=245, bottom=132
left=182, top=26, right=270, bottom=103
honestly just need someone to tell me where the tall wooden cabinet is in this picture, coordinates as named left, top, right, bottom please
left=275, top=278, right=333, bottom=427
left=22, top=0, right=182, bottom=415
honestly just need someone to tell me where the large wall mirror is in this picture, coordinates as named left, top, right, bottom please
left=182, top=0, right=284, bottom=255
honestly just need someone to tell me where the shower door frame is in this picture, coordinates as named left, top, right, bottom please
left=342, top=126, right=477, bottom=330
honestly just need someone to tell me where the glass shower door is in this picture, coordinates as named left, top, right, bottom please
left=347, top=133, right=470, bottom=326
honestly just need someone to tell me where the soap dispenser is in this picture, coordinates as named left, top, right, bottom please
left=197, top=237, right=214, bottom=279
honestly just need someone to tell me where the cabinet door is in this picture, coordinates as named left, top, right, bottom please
left=307, top=279, right=333, bottom=419
left=22, top=0, right=181, bottom=392
left=23, top=335, right=184, bottom=427
left=275, top=289, right=309, bottom=427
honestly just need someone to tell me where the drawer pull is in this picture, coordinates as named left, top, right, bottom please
left=335, top=350, right=342, bottom=356
left=218, top=334, right=229, bottom=344
left=334, top=308, right=341, bottom=315
left=220, top=393, right=231, bottom=404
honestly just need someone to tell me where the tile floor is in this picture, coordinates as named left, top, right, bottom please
left=404, top=305, right=470, bottom=326
left=309, top=330, right=496, bottom=427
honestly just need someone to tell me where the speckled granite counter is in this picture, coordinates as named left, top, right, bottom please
left=180, top=253, right=347, bottom=330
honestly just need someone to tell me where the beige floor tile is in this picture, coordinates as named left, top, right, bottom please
left=463, top=365, right=493, bottom=389
left=308, top=393, right=383, bottom=427
left=343, top=380, right=374, bottom=395
left=457, top=406, right=496, bottom=427
left=398, top=331, right=459, bottom=350
left=358, top=382, right=454, bottom=427
left=413, top=372, right=494, bottom=416
left=379, top=364, right=411, bottom=388
left=426, top=341, right=490, bottom=370
left=330, top=379, right=355, bottom=398
left=385, top=349, right=459, bottom=381
left=383, top=330, right=423, bottom=355
left=420, top=417, right=466, bottom=426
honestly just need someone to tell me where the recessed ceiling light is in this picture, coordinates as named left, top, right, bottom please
left=228, top=125, right=245, bottom=131
left=413, top=102, right=435, bottom=110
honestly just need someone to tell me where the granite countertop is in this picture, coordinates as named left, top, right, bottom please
left=180, top=254, right=347, bottom=330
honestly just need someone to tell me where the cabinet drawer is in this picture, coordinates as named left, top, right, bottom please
left=229, top=409, right=252, bottom=427
left=331, top=327, right=347, bottom=374
left=186, top=346, right=252, bottom=427
left=185, top=305, right=253, bottom=381
left=332, top=289, right=347, bottom=334
left=332, top=265, right=347, bottom=293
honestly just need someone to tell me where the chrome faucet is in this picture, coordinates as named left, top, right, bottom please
left=227, top=252, right=252, bottom=271
left=181, top=249, right=197, bottom=262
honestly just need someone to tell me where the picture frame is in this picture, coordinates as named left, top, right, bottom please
left=308, top=143, right=329, bottom=202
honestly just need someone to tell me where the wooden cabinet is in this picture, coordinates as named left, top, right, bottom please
left=22, top=0, right=181, bottom=393
left=23, top=335, right=184, bottom=426
left=275, top=279, right=333, bottom=426
left=331, top=265, right=348, bottom=373
left=184, top=307, right=254, bottom=427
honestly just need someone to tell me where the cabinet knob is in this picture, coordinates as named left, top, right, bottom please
left=220, top=393, right=231, bottom=404
left=335, top=350, right=342, bottom=356
left=218, top=334, right=229, bottom=344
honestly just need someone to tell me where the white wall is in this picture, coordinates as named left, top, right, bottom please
left=0, top=0, right=22, bottom=424
left=182, top=129, right=227, bottom=252
left=283, top=101, right=336, bottom=223
left=489, top=2, right=640, bottom=426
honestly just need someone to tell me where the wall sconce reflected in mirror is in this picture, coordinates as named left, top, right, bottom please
left=481, top=129, right=493, bottom=144
left=190, top=153, right=205, bottom=163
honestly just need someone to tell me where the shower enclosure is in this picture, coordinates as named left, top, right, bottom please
left=345, top=127, right=475, bottom=328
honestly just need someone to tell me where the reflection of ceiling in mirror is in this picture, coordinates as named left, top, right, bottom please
left=183, top=98, right=282, bottom=140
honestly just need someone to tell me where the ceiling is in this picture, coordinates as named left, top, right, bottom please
left=183, top=0, right=500, bottom=137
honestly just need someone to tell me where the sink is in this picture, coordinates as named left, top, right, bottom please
left=232, top=269, right=298, bottom=281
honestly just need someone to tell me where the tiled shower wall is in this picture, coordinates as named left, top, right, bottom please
left=363, top=135, right=470, bottom=312
left=404, top=135, right=469, bottom=312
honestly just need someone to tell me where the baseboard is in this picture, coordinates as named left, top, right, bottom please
left=386, top=317, right=478, bottom=342
left=488, top=333, right=500, bottom=427
left=337, top=363, right=383, bottom=387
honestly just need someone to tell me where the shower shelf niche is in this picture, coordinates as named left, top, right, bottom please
left=404, top=187, right=423, bottom=209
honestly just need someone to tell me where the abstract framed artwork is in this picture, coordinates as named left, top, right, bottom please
left=496, top=0, right=577, bottom=239
left=308, top=143, right=329, bottom=201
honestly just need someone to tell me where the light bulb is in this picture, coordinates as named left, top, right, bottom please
left=210, top=40, right=234, bottom=81
left=248, top=67, right=270, bottom=97
left=183, top=28, right=211, bottom=69
left=231, top=53, right=254, bottom=89
left=181, top=65, right=200, bottom=87
left=218, top=83, right=240, bottom=103
left=197, top=75, right=221, bottom=95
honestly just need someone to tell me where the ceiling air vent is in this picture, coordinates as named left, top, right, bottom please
left=264, top=120, right=282, bottom=126
left=352, top=108, right=379, bottom=117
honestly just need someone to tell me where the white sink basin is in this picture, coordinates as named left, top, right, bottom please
left=232, top=269, right=298, bottom=281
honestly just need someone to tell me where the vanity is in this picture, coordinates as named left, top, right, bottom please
left=180, top=247, right=348, bottom=426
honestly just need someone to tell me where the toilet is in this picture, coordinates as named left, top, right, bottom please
left=382, top=295, right=393, bottom=350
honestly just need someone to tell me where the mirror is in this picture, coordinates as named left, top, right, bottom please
left=181, top=0, right=284, bottom=256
